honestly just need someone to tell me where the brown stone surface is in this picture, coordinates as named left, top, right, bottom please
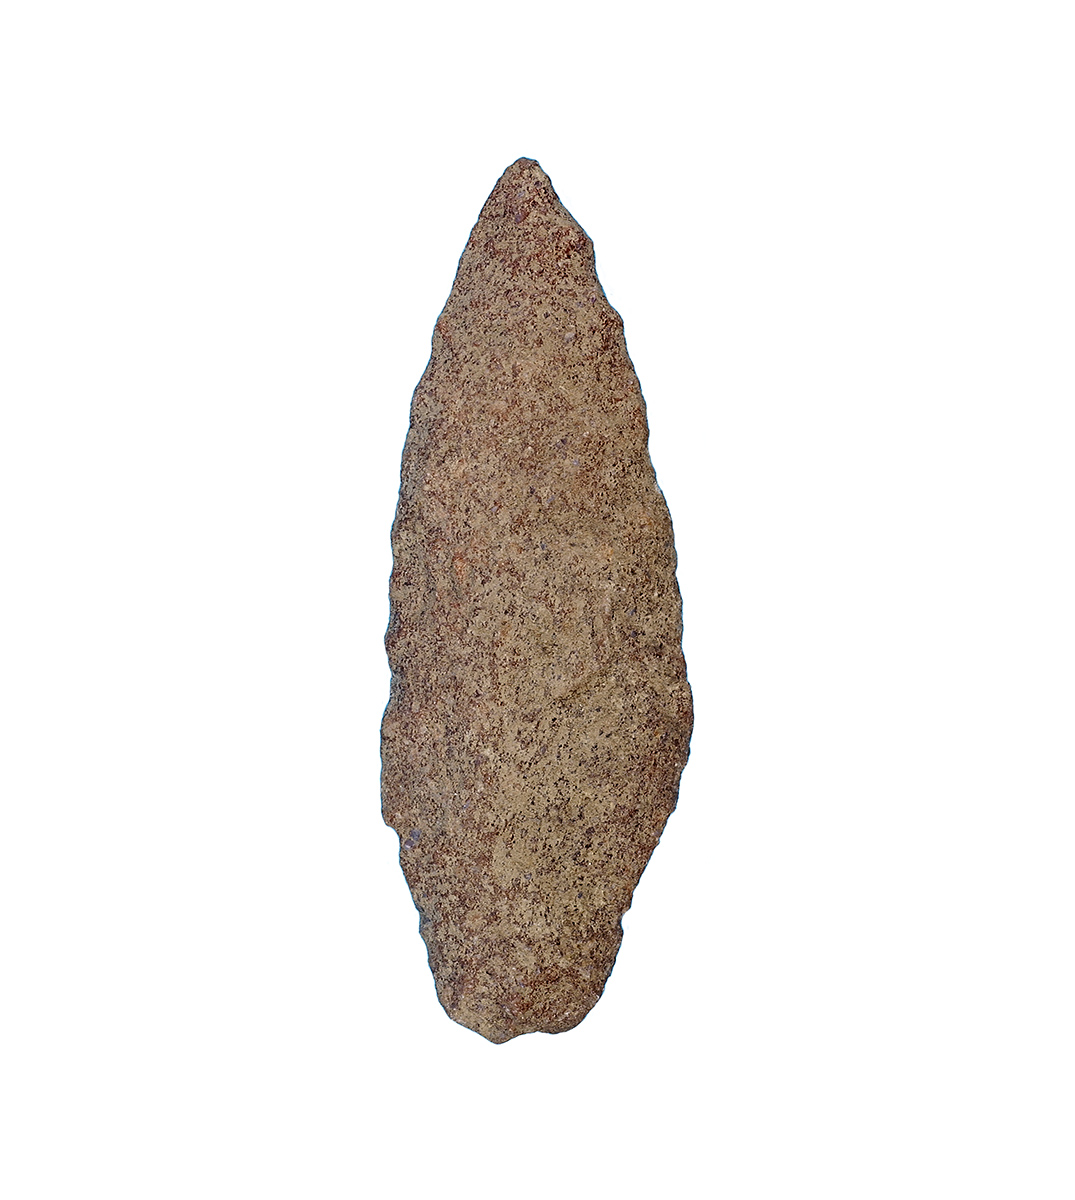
left=381, top=158, right=692, bottom=1043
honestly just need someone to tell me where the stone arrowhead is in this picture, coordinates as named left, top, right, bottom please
left=382, top=158, right=692, bottom=1042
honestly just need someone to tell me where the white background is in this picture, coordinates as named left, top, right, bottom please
left=2, top=2, right=1072, bottom=1196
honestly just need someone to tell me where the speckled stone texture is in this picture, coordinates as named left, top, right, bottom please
left=382, top=158, right=692, bottom=1043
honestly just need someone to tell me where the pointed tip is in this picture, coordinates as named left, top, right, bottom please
left=495, top=156, right=547, bottom=187
left=478, top=157, right=578, bottom=235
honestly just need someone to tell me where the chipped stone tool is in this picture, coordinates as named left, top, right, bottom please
left=382, top=158, right=692, bottom=1042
